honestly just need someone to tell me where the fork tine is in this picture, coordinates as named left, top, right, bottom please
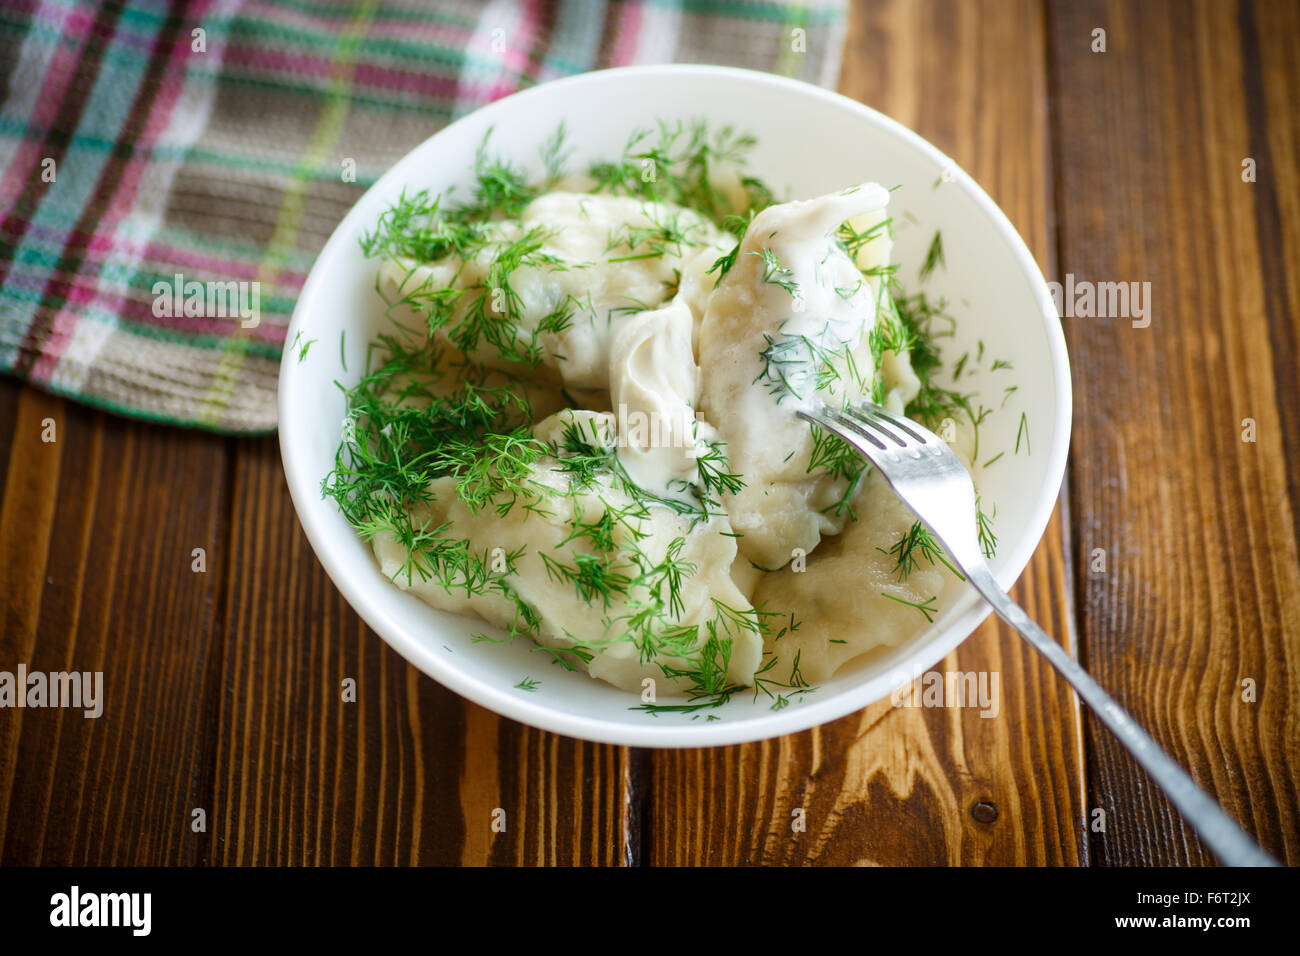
left=864, top=405, right=931, bottom=444
left=831, top=403, right=929, bottom=451
left=797, top=405, right=874, bottom=451
left=824, top=406, right=895, bottom=450
left=848, top=408, right=910, bottom=447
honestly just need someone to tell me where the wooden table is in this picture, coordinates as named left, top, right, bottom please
left=2, top=0, right=1297, bottom=866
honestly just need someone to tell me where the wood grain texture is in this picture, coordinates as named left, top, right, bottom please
left=644, top=0, right=1088, bottom=866
left=0, top=381, right=228, bottom=865
left=1047, top=0, right=1300, bottom=864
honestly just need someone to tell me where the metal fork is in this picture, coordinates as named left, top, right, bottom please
left=800, top=399, right=1277, bottom=867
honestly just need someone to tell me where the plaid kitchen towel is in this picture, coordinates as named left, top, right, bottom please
left=0, top=0, right=849, bottom=433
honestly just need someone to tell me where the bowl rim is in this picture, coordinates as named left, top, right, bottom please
left=278, top=63, right=1072, bottom=748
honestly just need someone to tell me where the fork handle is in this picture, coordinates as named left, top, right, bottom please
left=962, top=564, right=1277, bottom=867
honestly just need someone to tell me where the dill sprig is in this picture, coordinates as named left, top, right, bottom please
left=431, top=428, right=549, bottom=516
left=605, top=206, right=703, bottom=262
left=540, top=550, right=633, bottom=609
left=360, top=189, right=490, bottom=263
left=707, top=209, right=757, bottom=281
left=836, top=215, right=895, bottom=260
left=920, top=230, right=945, bottom=280
left=630, top=601, right=805, bottom=714
left=751, top=246, right=800, bottom=297
left=694, top=438, right=746, bottom=506
left=755, top=322, right=865, bottom=404
left=1015, top=411, right=1030, bottom=455
left=587, top=120, right=772, bottom=227
left=976, top=496, right=998, bottom=559
left=807, top=423, right=866, bottom=522
left=882, top=591, right=940, bottom=623
left=881, top=520, right=964, bottom=581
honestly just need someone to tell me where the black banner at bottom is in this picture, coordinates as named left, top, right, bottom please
left=0, top=864, right=1290, bottom=941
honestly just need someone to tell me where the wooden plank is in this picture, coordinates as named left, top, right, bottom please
left=206, top=437, right=636, bottom=864
left=646, top=0, right=1086, bottom=865
left=1047, top=0, right=1300, bottom=864
left=0, top=379, right=229, bottom=864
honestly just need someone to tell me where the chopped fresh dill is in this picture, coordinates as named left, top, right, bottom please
left=920, top=230, right=945, bottom=280
left=540, top=122, right=571, bottom=185
left=514, top=676, right=541, bottom=691
left=807, top=425, right=866, bottom=521
left=540, top=550, right=632, bottom=609
left=1015, top=411, right=1030, bottom=455
left=976, top=496, right=998, bottom=559
left=882, top=591, right=940, bottom=623
left=707, top=209, right=757, bottom=282
left=750, top=645, right=814, bottom=710
left=881, top=520, right=963, bottom=581
left=751, top=246, right=800, bottom=297
left=695, top=438, right=746, bottom=506
left=587, top=121, right=772, bottom=227
left=756, top=323, right=871, bottom=406
left=837, top=216, right=894, bottom=261
left=605, top=206, right=703, bottom=262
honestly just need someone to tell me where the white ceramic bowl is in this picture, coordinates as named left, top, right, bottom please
left=279, top=64, right=1071, bottom=747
